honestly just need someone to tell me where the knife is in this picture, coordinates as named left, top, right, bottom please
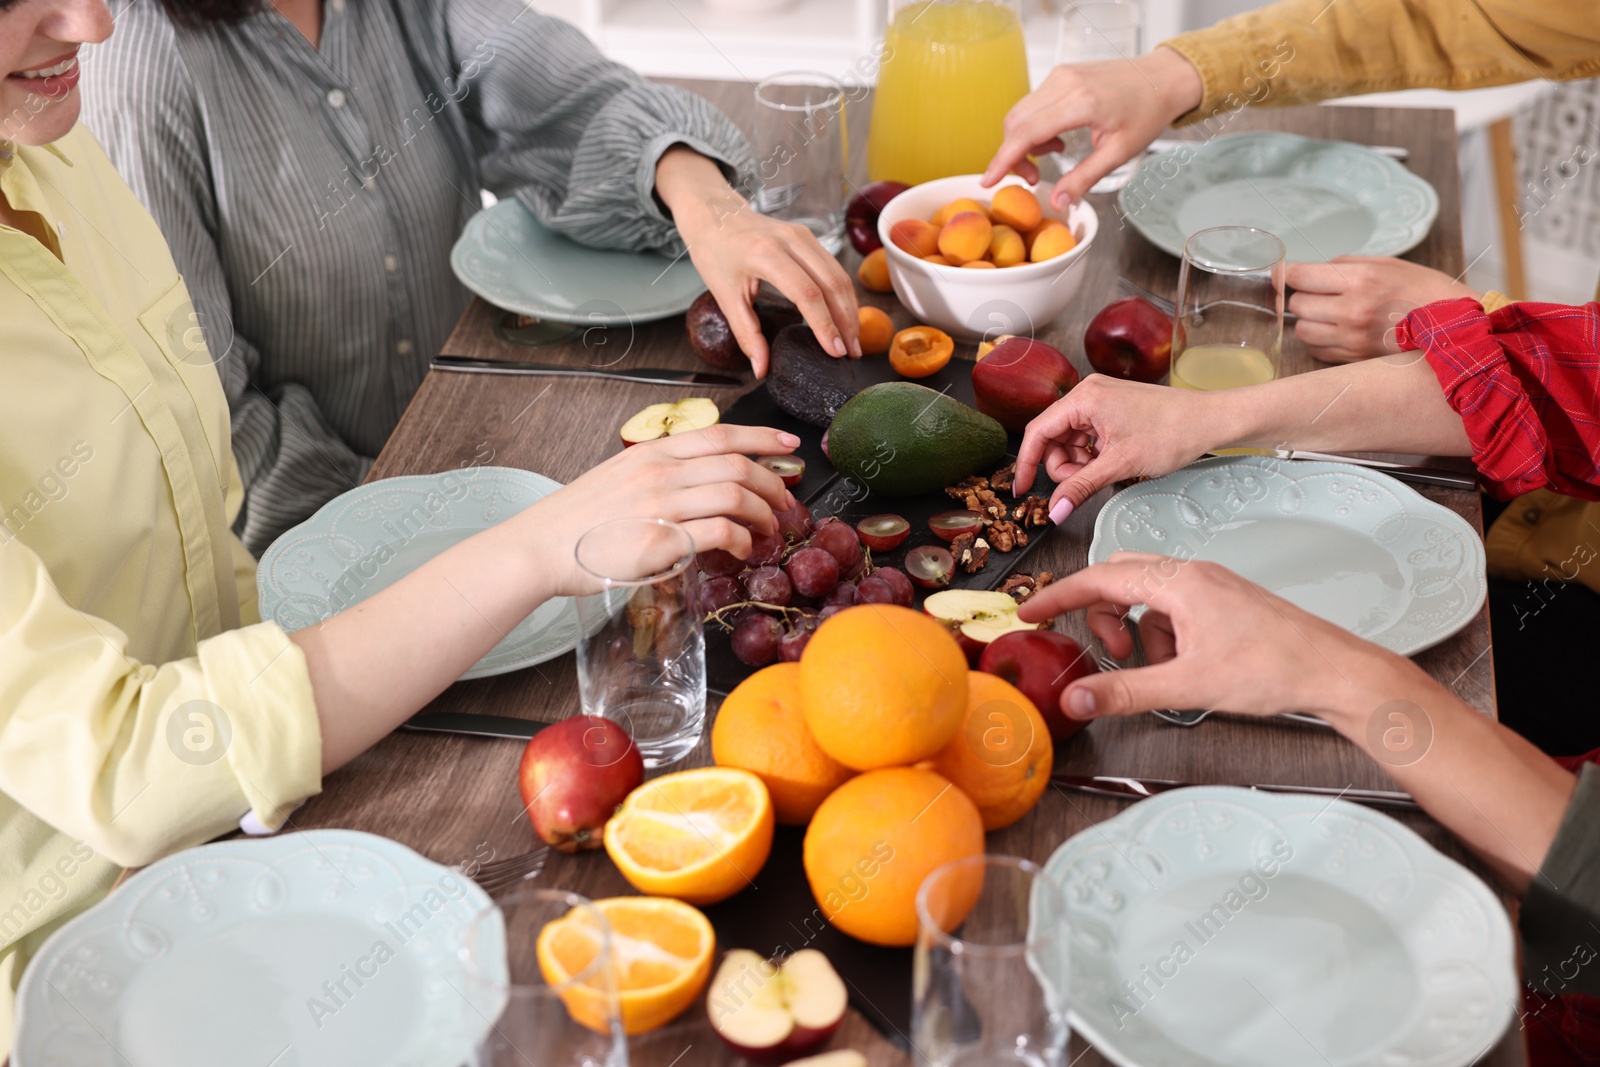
left=431, top=355, right=742, bottom=387
left=1207, top=450, right=1479, bottom=491
left=403, top=712, right=548, bottom=739
left=1147, top=138, right=1409, bottom=162
left=1052, top=773, right=1418, bottom=810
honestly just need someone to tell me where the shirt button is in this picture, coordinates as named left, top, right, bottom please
left=384, top=254, right=398, bottom=273
left=397, top=340, right=414, bottom=355
left=362, top=175, right=376, bottom=190
left=1523, top=507, right=1542, bottom=524
left=327, top=89, right=346, bottom=109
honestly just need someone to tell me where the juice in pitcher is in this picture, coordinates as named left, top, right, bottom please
left=867, top=0, right=1030, bottom=186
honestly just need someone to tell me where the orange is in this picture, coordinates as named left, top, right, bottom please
left=857, top=306, right=895, bottom=355
left=799, top=604, right=968, bottom=770
left=929, top=671, right=1053, bottom=830
left=603, top=767, right=774, bottom=904
left=537, top=895, right=715, bottom=1035
left=802, top=766, right=985, bottom=946
left=888, top=326, right=954, bottom=379
left=712, top=663, right=856, bottom=824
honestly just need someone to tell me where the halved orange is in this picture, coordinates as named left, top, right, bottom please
left=537, top=895, right=715, bottom=1035
left=603, top=767, right=775, bottom=904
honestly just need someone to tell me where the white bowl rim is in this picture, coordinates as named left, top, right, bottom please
left=875, top=173, right=1098, bottom=282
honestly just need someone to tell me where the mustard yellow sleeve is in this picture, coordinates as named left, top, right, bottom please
left=1480, top=290, right=1514, bottom=313
left=0, top=537, right=321, bottom=868
left=1163, top=0, right=1600, bottom=125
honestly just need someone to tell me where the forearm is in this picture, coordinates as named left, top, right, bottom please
left=1212, top=355, right=1473, bottom=456
left=291, top=505, right=560, bottom=774
left=1318, top=653, right=1575, bottom=893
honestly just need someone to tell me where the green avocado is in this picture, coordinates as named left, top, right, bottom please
left=826, top=382, right=1008, bottom=497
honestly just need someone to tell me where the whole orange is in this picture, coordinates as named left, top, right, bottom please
left=799, top=604, right=968, bottom=770
left=712, top=663, right=856, bottom=824
left=802, top=766, right=985, bottom=946
left=929, top=671, right=1053, bottom=830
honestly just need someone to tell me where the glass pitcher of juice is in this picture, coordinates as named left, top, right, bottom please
left=866, top=0, right=1030, bottom=186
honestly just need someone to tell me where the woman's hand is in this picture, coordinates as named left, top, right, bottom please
left=1287, top=257, right=1482, bottom=363
left=981, top=47, right=1203, bottom=209
left=523, top=424, right=800, bottom=597
left=1017, top=553, right=1406, bottom=725
left=1013, top=375, right=1225, bottom=521
left=657, top=147, right=860, bottom=377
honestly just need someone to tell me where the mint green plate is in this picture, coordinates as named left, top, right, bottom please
left=14, top=830, right=505, bottom=1067
left=451, top=199, right=705, bottom=324
left=1117, top=132, right=1439, bottom=263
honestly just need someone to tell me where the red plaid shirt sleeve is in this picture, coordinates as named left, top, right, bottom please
left=1395, top=297, right=1600, bottom=501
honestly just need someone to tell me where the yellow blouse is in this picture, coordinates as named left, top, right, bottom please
left=0, top=126, right=322, bottom=1048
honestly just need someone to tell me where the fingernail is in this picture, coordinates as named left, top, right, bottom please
left=778, top=432, right=802, bottom=447
left=832, top=337, right=847, bottom=357
left=1067, top=687, right=1097, bottom=718
left=784, top=490, right=797, bottom=508
left=850, top=339, right=863, bottom=358
left=1050, top=498, right=1073, bottom=525
left=1011, top=479, right=1022, bottom=497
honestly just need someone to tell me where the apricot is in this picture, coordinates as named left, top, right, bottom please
left=1030, top=221, right=1078, bottom=263
left=858, top=306, right=894, bottom=354
left=960, top=260, right=996, bottom=269
left=890, top=219, right=941, bottom=258
left=976, top=333, right=1014, bottom=360
left=936, top=211, right=993, bottom=265
left=931, top=198, right=990, bottom=227
left=924, top=254, right=953, bottom=266
left=858, top=248, right=892, bottom=292
left=990, top=186, right=1042, bottom=232
left=888, top=326, right=955, bottom=378
left=988, top=224, right=1026, bottom=268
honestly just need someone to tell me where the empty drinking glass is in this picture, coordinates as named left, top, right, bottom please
left=1170, top=225, right=1287, bottom=392
left=461, top=888, right=626, bottom=1067
left=574, top=517, right=705, bottom=767
left=753, top=72, right=848, bottom=252
left=1054, top=1, right=1144, bottom=192
left=913, top=855, right=1069, bottom=1067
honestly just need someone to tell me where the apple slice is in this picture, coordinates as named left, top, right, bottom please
left=856, top=514, right=910, bottom=552
left=759, top=455, right=806, bottom=487
left=790, top=1054, right=868, bottom=1067
left=619, top=397, right=720, bottom=446
left=708, top=949, right=849, bottom=1065
left=924, top=588, right=1042, bottom=664
left=905, top=545, right=955, bottom=590
left=928, top=510, right=985, bottom=542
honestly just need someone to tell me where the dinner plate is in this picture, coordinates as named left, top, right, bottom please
left=13, top=830, right=505, bottom=1067
left=1117, top=132, right=1439, bottom=262
left=1088, top=455, right=1486, bottom=656
left=258, top=467, right=577, bottom=679
left=1035, top=787, right=1516, bottom=1067
left=450, top=198, right=706, bottom=324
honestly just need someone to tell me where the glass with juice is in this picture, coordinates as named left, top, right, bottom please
left=866, top=0, right=1031, bottom=186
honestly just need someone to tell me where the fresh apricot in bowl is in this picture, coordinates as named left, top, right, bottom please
left=931, top=197, right=989, bottom=227
left=924, top=253, right=952, bottom=266
left=988, top=224, right=1026, bottom=268
left=1029, top=221, right=1078, bottom=263
left=936, top=211, right=992, bottom=265
left=989, top=185, right=1042, bottom=232
left=857, top=248, right=892, bottom=292
left=890, top=219, right=941, bottom=258
left=960, top=260, right=996, bottom=269
left=857, top=306, right=894, bottom=354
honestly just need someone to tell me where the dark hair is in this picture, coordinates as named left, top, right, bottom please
left=158, top=0, right=264, bottom=28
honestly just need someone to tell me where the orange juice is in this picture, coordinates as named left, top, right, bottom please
left=1169, top=344, right=1276, bottom=391
left=867, top=0, right=1030, bottom=186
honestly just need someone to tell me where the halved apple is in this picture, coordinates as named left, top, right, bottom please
left=789, top=1053, right=867, bottom=1067
left=707, top=948, right=848, bottom=1065
left=924, top=588, right=1042, bottom=664
left=619, top=397, right=720, bottom=446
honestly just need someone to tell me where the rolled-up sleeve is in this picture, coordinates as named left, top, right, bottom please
left=1522, top=764, right=1600, bottom=995
left=0, top=538, right=322, bottom=868
left=1396, top=297, right=1600, bottom=501
left=446, top=0, right=755, bottom=255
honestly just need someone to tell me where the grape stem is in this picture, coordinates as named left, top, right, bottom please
left=703, top=600, right=810, bottom=631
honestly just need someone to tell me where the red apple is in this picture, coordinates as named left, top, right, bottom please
left=924, top=589, right=1042, bottom=664
left=845, top=180, right=911, bottom=255
left=619, top=397, right=720, bottom=446
left=1083, top=297, right=1174, bottom=383
left=978, top=630, right=1099, bottom=741
left=707, top=949, right=849, bottom=1064
left=517, top=716, right=644, bottom=852
left=970, top=338, right=1080, bottom=433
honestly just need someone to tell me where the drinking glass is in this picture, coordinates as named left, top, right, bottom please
left=913, top=855, right=1070, bottom=1067
left=574, top=517, right=705, bottom=767
left=1053, top=1, right=1143, bottom=192
left=866, top=0, right=1030, bottom=185
left=1170, top=226, right=1287, bottom=393
left=754, top=72, right=848, bottom=252
left=460, top=888, right=626, bottom=1067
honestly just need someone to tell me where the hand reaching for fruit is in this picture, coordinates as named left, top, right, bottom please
left=657, top=147, right=860, bottom=377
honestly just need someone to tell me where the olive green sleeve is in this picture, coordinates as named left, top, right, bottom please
left=1520, top=763, right=1600, bottom=997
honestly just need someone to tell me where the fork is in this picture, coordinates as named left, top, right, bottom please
left=1094, top=655, right=1330, bottom=729
left=1115, top=276, right=1299, bottom=323
left=467, top=846, right=550, bottom=895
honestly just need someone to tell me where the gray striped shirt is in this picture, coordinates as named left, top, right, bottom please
left=81, top=0, right=752, bottom=555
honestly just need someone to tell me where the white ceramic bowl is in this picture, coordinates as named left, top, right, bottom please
left=876, top=174, right=1098, bottom=342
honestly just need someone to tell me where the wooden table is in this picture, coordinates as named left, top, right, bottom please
left=292, top=82, right=1518, bottom=1065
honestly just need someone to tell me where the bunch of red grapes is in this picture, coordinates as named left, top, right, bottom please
left=696, top=501, right=915, bottom=667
